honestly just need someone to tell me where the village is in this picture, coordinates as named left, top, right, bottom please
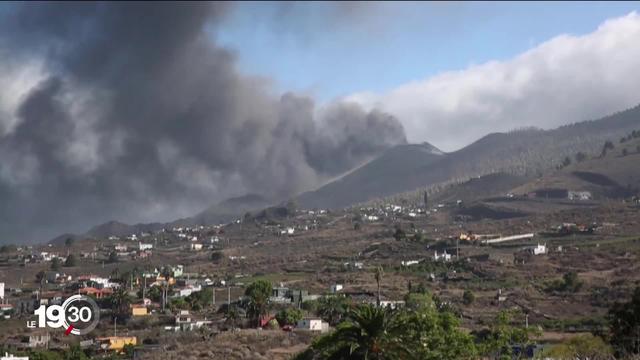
left=0, top=182, right=639, bottom=359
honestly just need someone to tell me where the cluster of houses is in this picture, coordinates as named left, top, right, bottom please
left=358, top=203, right=429, bottom=223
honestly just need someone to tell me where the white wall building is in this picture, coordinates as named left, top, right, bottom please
left=296, top=318, right=329, bottom=333
left=532, top=244, right=548, bottom=255
left=138, top=242, right=153, bottom=251
left=568, top=191, right=592, bottom=201
left=2, top=353, right=29, bottom=360
left=190, top=243, right=203, bottom=251
left=330, top=284, right=343, bottom=293
left=434, top=250, right=452, bottom=262
left=401, top=260, right=420, bottom=266
left=0, top=282, right=4, bottom=300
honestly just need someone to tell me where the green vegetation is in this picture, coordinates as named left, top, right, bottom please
left=107, top=251, right=118, bottom=263
left=608, top=286, right=640, bottom=357
left=275, top=307, right=303, bottom=326
left=574, top=151, right=587, bottom=163
left=601, top=140, right=615, bottom=156
left=542, top=334, right=612, bottom=360
left=312, top=296, right=352, bottom=326
left=462, top=289, right=475, bottom=305
left=541, top=317, right=607, bottom=332
left=0, top=244, right=17, bottom=253
left=546, top=271, right=583, bottom=293
left=50, top=257, right=62, bottom=270
left=64, top=254, right=77, bottom=267
left=293, top=287, right=538, bottom=360
left=185, top=287, right=213, bottom=310
left=393, top=226, right=406, bottom=241
left=475, top=309, right=539, bottom=360
left=244, top=280, right=272, bottom=325
left=64, top=237, right=75, bottom=248
left=295, top=294, right=533, bottom=360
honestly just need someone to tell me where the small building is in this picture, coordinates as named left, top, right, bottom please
left=568, top=191, right=592, bottom=201
left=434, top=250, right=452, bottom=262
left=296, top=318, right=329, bottom=333
left=531, top=244, right=548, bottom=255
left=114, top=244, right=128, bottom=252
left=270, top=286, right=290, bottom=303
left=330, top=284, right=343, bottom=293
left=1, top=353, right=28, bottom=360
left=169, top=265, right=184, bottom=278
left=379, top=300, right=405, bottom=309
left=96, top=337, right=137, bottom=352
left=79, top=287, right=114, bottom=299
left=401, top=260, right=420, bottom=267
left=174, top=285, right=201, bottom=297
left=19, top=332, right=50, bottom=348
left=0, top=282, right=4, bottom=300
left=138, top=242, right=153, bottom=251
left=131, top=304, right=148, bottom=316
left=0, top=303, right=14, bottom=318
left=190, top=243, right=203, bottom=251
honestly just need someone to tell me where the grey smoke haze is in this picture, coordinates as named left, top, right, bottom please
left=0, top=2, right=406, bottom=243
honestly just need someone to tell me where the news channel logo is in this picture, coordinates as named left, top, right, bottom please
left=28, top=295, right=100, bottom=335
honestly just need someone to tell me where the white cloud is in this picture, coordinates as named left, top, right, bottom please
left=347, top=12, right=640, bottom=151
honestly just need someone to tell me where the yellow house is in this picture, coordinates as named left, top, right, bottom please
left=131, top=304, right=148, bottom=316
left=96, top=336, right=137, bottom=351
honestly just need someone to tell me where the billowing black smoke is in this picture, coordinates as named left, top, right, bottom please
left=0, top=2, right=406, bottom=242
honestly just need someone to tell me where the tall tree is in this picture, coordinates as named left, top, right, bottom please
left=244, top=280, right=272, bottom=326
left=609, top=287, right=640, bottom=357
left=374, top=266, right=384, bottom=307
left=297, top=304, right=411, bottom=360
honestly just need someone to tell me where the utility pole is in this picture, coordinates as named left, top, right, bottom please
left=162, top=286, right=166, bottom=312
left=227, top=287, right=230, bottom=307
left=212, top=287, right=216, bottom=308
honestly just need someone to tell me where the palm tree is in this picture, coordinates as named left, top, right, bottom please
left=300, top=304, right=411, bottom=359
left=110, top=287, right=131, bottom=321
left=316, top=296, right=350, bottom=326
left=374, top=266, right=383, bottom=307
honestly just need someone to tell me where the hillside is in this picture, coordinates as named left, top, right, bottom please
left=296, top=142, right=445, bottom=209
left=513, top=134, right=640, bottom=199
left=48, top=195, right=274, bottom=243
left=297, top=105, right=640, bottom=209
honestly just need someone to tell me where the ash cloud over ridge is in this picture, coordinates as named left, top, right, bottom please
left=0, top=2, right=406, bottom=243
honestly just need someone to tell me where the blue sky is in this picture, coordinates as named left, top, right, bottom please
left=216, top=1, right=640, bottom=102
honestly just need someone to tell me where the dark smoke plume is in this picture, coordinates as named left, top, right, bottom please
left=0, top=2, right=406, bottom=242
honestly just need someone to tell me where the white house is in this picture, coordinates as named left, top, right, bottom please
left=296, top=318, right=329, bottom=333
left=114, top=244, right=128, bottom=252
left=330, top=284, right=343, bottom=293
left=568, top=191, right=592, bottom=201
left=532, top=244, right=548, bottom=255
left=401, top=260, right=420, bottom=267
left=190, top=243, right=203, bottom=251
left=138, top=242, right=153, bottom=251
left=379, top=300, right=405, bottom=309
left=2, top=353, right=29, bottom=360
left=0, top=282, right=4, bottom=300
left=434, top=250, right=452, bottom=262
left=175, top=285, right=202, bottom=297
